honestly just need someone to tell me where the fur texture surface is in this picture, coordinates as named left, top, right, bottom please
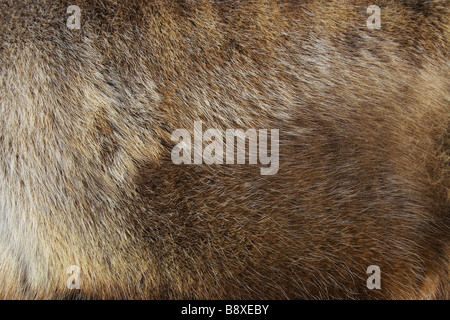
left=0, top=0, right=448, bottom=299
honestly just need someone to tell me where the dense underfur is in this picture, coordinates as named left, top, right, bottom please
left=0, top=0, right=448, bottom=299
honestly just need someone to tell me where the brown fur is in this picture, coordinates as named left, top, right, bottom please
left=0, top=0, right=448, bottom=299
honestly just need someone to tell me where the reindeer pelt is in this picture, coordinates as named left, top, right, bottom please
left=0, top=0, right=448, bottom=299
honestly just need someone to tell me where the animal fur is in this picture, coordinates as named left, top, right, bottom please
left=0, top=0, right=448, bottom=299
